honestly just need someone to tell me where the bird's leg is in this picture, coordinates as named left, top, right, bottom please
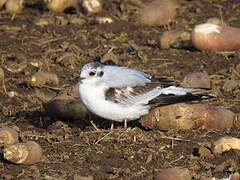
left=123, top=119, right=127, bottom=128
left=111, top=119, right=127, bottom=129
left=110, top=121, right=114, bottom=130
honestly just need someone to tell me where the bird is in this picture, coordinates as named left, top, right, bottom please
left=78, top=62, right=212, bottom=129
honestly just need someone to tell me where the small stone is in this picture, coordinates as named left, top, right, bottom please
left=82, top=0, right=102, bottom=15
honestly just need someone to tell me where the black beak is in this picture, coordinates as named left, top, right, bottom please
left=72, top=76, right=83, bottom=83
left=79, top=77, right=85, bottom=81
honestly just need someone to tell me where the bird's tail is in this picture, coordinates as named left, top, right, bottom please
left=149, top=86, right=214, bottom=106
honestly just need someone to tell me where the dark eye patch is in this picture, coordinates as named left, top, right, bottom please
left=89, top=71, right=96, bottom=76
left=99, top=71, right=104, bottom=77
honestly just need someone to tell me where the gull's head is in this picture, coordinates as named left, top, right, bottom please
left=79, top=62, right=104, bottom=84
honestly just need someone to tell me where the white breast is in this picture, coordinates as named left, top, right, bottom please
left=78, top=83, right=150, bottom=122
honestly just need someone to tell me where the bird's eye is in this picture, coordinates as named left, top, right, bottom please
left=89, top=71, right=96, bottom=76
left=99, top=71, right=104, bottom=77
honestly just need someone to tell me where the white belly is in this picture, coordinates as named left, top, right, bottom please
left=79, top=83, right=149, bottom=122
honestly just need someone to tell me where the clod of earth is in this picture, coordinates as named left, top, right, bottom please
left=139, top=0, right=178, bottom=26
left=44, top=0, right=79, bottom=13
left=82, top=0, right=102, bottom=15
left=3, top=141, right=42, bottom=165
left=0, top=0, right=7, bottom=9
left=160, top=30, right=190, bottom=49
left=154, top=167, right=191, bottom=180
left=192, top=23, right=240, bottom=51
left=181, top=72, right=211, bottom=89
left=140, top=103, right=234, bottom=130
left=31, top=72, right=59, bottom=87
left=212, top=136, right=240, bottom=155
left=0, top=127, right=19, bottom=146
left=5, top=0, right=24, bottom=14
left=44, top=94, right=88, bottom=121
left=96, top=17, right=114, bottom=24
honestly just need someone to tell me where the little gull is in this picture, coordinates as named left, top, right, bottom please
left=78, top=62, right=212, bottom=129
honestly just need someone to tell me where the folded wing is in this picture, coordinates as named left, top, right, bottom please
left=105, top=83, right=213, bottom=107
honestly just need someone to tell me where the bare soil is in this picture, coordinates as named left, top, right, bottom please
left=0, top=0, right=240, bottom=179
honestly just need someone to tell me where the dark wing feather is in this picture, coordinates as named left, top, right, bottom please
left=104, top=75, right=213, bottom=106
left=105, top=82, right=161, bottom=104
left=148, top=93, right=214, bottom=107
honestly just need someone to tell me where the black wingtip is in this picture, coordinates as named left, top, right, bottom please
left=149, top=93, right=214, bottom=107
left=201, top=94, right=215, bottom=100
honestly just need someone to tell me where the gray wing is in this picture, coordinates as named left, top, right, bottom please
left=105, top=85, right=213, bottom=107
left=105, top=84, right=161, bottom=106
left=102, top=65, right=152, bottom=87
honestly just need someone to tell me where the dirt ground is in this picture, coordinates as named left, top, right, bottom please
left=0, top=0, right=240, bottom=179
